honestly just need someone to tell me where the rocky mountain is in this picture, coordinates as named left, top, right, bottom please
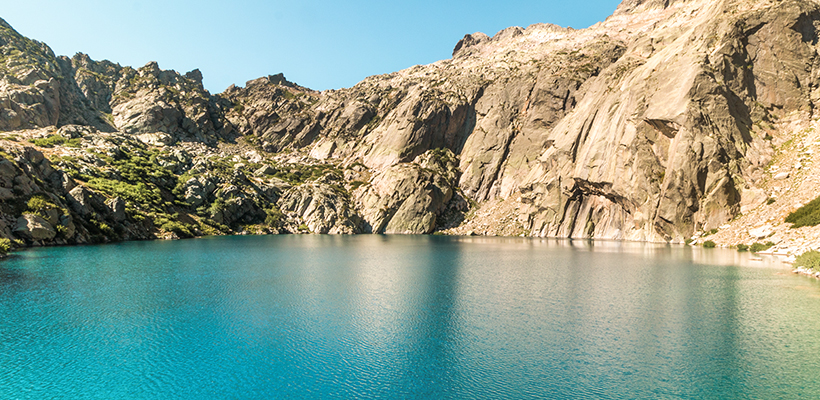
left=2, top=0, right=820, bottom=255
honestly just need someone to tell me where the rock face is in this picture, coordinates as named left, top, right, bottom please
left=1, top=0, right=820, bottom=248
left=217, top=0, right=820, bottom=243
left=279, top=178, right=361, bottom=234
left=355, top=149, right=459, bottom=234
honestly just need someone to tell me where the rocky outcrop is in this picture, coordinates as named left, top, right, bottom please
left=0, top=19, right=63, bottom=131
left=14, top=214, right=55, bottom=241
left=279, top=175, right=361, bottom=234
left=109, top=62, right=234, bottom=143
left=355, top=149, right=460, bottom=234
left=220, top=74, right=319, bottom=152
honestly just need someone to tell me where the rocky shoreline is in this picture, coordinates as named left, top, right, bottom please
left=792, top=266, right=820, bottom=279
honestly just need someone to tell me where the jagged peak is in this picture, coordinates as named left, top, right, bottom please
left=492, top=26, right=524, bottom=41
left=614, top=0, right=691, bottom=14
left=452, top=32, right=491, bottom=57
left=244, top=73, right=298, bottom=88
left=452, top=23, right=576, bottom=58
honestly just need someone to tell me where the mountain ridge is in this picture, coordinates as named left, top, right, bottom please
left=1, top=0, right=820, bottom=258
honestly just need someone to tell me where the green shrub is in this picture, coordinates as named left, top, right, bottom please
left=703, top=240, right=716, bottom=248
left=28, top=135, right=81, bottom=148
left=736, top=244, right=749, bottom=252
left=684, top=238, right=694, bottom=245
left=63, top=138, right=82, bottom=148
left=785, top=196, right=820, bottom=228
left=795, top=251, right=820, bottom=270
left=87, top=178, right=161, bottom=207
left=264, top=206, right=283, bottom=227
left=27, top=195, right=55, bottom=212
left=750, top=241, right=775, bottom=253
left=26, top=195, right=66, bottom=219
left=55, top=225, right=67, bottom=236
left=29, top=135, right=65, bottom=147
left=88, top=218, right=114, bottom=236
left=160, top=221, right=194, bottom=238
left=208, top=198, right=225, bottom=218
left=0, top=238, right=12, bottom=256
left=108, top=149, right=174, bottom=183
left=766, top=197, right=776, bottom=205
left=271, top=163, right=342, bottom=184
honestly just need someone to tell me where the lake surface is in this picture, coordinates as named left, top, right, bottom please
left=1, top=235, right=820, bottom=399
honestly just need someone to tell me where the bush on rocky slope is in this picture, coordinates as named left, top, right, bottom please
left=795, top=251, right=820, bottom=271
left=0, top=238, right=11, bottom=256
left=785, top=196, right=820, bottom=228
left=750, top=242, right=775, bottom=253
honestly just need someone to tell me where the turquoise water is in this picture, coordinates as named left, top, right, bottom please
left=1, top=235, right=820, bottom=399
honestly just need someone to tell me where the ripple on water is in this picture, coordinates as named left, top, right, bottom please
left=0, top=236, right=819, bottom=399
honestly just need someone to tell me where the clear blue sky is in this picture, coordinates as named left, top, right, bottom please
left=2, top=0, right=622, bottom=93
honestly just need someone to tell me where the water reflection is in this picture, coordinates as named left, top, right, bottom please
left=450, top=236, right=791, bottom=269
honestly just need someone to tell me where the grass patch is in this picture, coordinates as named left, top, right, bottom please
left=703, top=240, right=716, bottom=248
left=736, top=244, right=749, bottom=252
left=785, top=196, right=820, bottom=228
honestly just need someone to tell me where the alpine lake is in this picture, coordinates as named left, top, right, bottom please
left=2, top=234, right=820, bottom=399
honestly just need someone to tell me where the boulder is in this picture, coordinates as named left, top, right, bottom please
left=749, top=225, right=774, bottom=239
left=255, top=165, right=275, bottom=176
left=68, top=186, right=109, bottom=217
left=106, top=197, right=127, bottom=222
left=773, top=172, right=790, bottom=180
left=14, top=214, right=56, bottom=241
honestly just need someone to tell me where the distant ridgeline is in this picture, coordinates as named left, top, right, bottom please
left=1, top=0, right=820, bottom=255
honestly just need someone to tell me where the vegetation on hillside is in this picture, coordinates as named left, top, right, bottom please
left=750, top=242, right=775, bottom=253
left=785, top=196, right=820, bottom=228
left=795, top=251, right=820, bottom=270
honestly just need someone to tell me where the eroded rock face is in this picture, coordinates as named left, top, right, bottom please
left=221, top=0, right=820, bottom=242
left=0, top=19, right=63, bottom=131
left=110, top=62, right=234, bottom=144
left=355, top=149, right=459, bottom=234
left=279, top=177, right=362, bottom=234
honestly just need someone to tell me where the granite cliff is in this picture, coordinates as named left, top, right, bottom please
left=2, top=0, right=820, bottom=255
